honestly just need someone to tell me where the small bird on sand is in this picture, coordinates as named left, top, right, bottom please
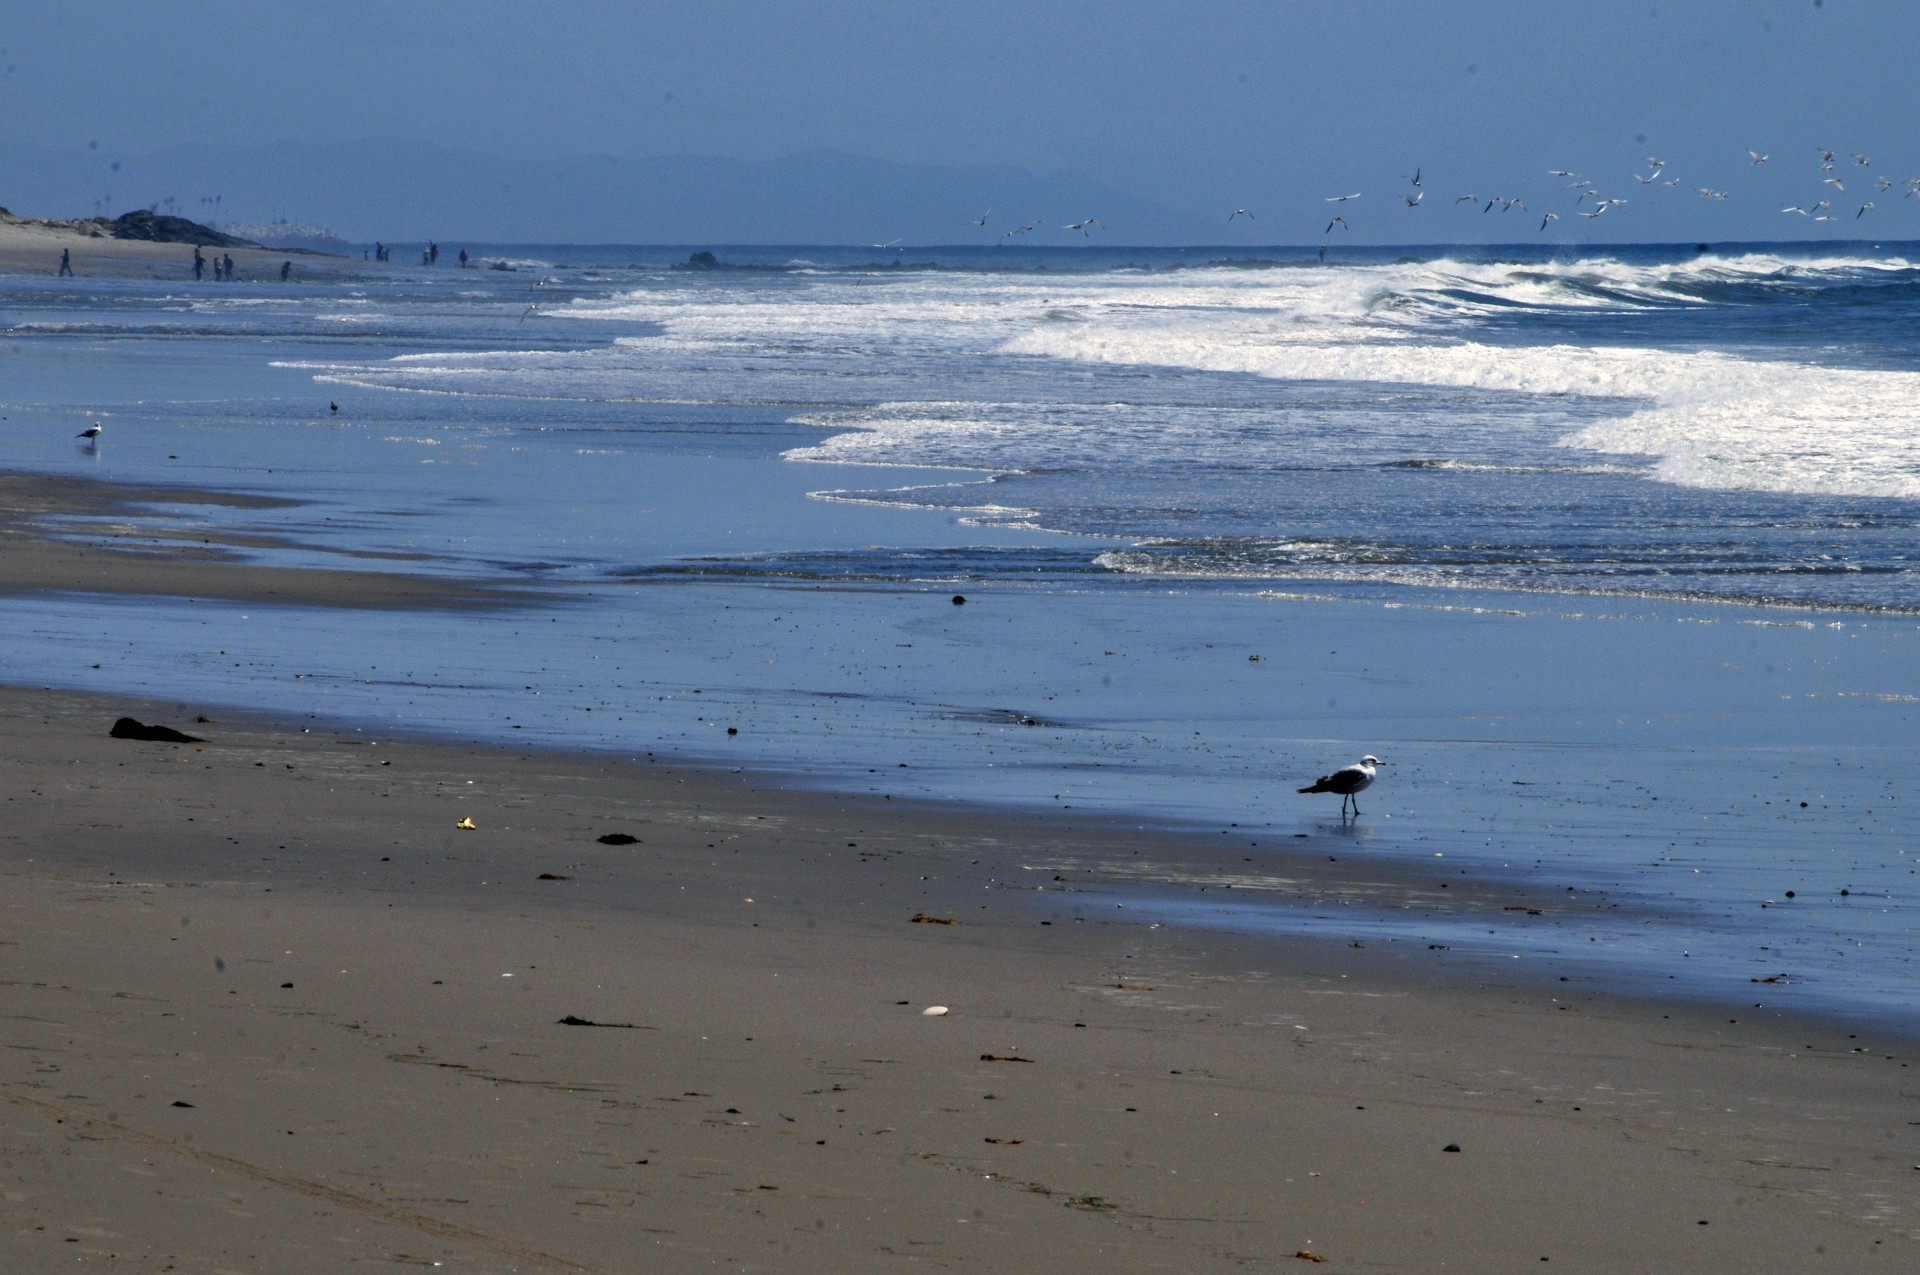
left=77, top=422, right=102, bottom=441
left=1298, top=755, right=1381, bottom=818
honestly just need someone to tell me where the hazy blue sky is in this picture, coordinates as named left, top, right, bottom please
left=6, top=1, right=1917, bottom=243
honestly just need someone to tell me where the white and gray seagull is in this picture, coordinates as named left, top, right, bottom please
left=1298, top=754, right=1381, bottom=818
left=77, top=421, right=102, bottom=441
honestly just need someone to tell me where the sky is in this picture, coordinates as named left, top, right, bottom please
left=5, top=0, right=1918, bottom=244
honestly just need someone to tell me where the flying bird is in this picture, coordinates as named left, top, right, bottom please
left=1064, top=218, right=1105, bottom=236
left=1854, top=153, right=1871, bottom=166
left=1824, top=177, right=1846, bottom=192
left=1326, top=193, right=1361, bottom=202
left=1857, top=202, right=1875, bottom=218
left=1402, top=168, right=1422, bottom=187
left=968, top=210, right=991, bottom=227
left=1298, top=755, right=1381, bottom=819
left=1747, top=149, right=1769, bottom=164
left=1229, top=207, right=1255, bottom=221
left=1402, top=191, right=1424, bottom=207
left=1816, top=147, right=1835, bottom=170
left=1540, top=212, right=1559, bottom=230
left=1325, top=216, right=1350, bottom=234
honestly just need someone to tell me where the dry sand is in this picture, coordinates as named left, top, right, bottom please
left=0, top=216, right=361, bottom=282
left=1, top=479, right=1916, bottom=1271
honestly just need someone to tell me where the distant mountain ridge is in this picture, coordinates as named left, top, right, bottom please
left=0, top=140, right=1218, bottom=245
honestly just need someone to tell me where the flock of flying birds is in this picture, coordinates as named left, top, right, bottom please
left=957, top=146, right=1917, bottom=244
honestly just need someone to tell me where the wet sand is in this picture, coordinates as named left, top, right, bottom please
left=0, top=472, right=543, bottom=609
left=1, top=500, right=1915, bottom=1268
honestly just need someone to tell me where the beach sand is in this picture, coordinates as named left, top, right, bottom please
left=1, top=501, right=1915, bottom=1270
left=0, top=216, right=361, bottom=282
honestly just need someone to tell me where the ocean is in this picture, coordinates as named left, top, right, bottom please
left=2, top=240, right=1916, bottom=1024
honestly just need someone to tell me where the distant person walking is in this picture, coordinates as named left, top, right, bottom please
left=458, top=247, right=468, bottom=267
left=280, top=260, right=291, bottom=282
left=57, top=248, right=73, bottom=276
left=429, top=241, right=439, bottom=265
left=193, top=246, right=205, bottom=280
left=223, top=253, right=234, bottom=280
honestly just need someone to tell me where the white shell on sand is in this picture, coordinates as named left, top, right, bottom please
left=921, top=1005, right=949, bottom=1016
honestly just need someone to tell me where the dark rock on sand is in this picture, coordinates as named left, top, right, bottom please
left=110, top=716, right=204, bottom=743
left=597, top=833, right=641, bottom=845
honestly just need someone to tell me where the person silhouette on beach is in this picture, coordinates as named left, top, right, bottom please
left=193, top=246, right=205, bottom=280
left=223, top=253, right=234, bottom=280
left=280, top=260, right=291, bottom=282
left=458, top=247, right=468, bottom=267
left=213, top=255, right=224, bottom=282
left=58, top=248, right=73, bottom=277
left=429, top=241, right=439, bottom=265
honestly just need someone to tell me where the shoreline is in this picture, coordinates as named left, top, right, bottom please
left=3, top=680, right=1914, bottom=1269
left=0, top=471, right=550, bottom=609
left=2, top=465, right=1916, bottom=1031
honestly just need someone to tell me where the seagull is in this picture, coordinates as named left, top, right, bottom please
left=1540, top=211, right=1559, bottom=230
left=1064, top=218, right=1104, bottom=236
left=1229, top=207, right=1255, bottom=221
left=1747, top=149, right=1769, bottom=164
left=1402, top=167, right=1422, bottom=187
left=1857, top=201, right=1874, bottom=218
left=77, top=422, right=102, bottom=441
left=1698, top=187, right=1728, bottom=200
left=1854, top=153, right=1871, bottom=166
left=968, top=210, right=991, bottom=227
left=1298, top=755, right=1381, bottom=819
left=1325, top=216, right=1349, bottom=234
left=1455, top=193, right=1479, bottom=204
left=1548, top=169, right=1577, bottom=178
left=1402, top=191, right=1424, bottom=207
left=1326, top=193, right=1361, bottom=202
left=1816, top=147, right=1835, bottom=170
left=1782, top=205, right=1809, bottom=215
left=1824, top=177, right=1846, bottom=192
